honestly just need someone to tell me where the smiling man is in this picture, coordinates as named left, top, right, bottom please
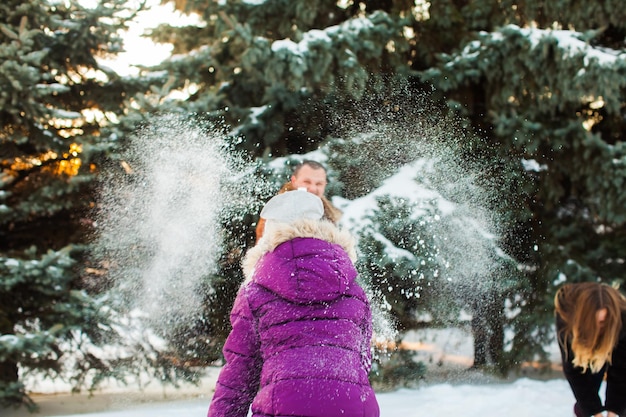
left=255, top=160, right=342, bottom=242
left=290, top=160, right=328, bottom=197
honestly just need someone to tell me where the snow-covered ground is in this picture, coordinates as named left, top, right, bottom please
left=9, top=378, right=579, bottom=417
left=4, top=328, right=583, bottom=417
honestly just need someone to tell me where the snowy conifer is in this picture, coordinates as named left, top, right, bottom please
left=0, top=0, right=187, bottom=408
left=421, top=2, right=626, bottom=366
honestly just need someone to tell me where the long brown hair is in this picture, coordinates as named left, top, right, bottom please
left=555, top=282, right=626, bottom=373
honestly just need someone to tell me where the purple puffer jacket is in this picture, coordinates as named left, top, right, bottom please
left=208, top=220, right=379, bottom=417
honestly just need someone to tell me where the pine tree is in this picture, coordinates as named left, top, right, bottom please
left=121, top=0, right=414, bottom=369
left=419, top=1, right=626, bottom=365
left=141, top=0, right=411, bottom=156
left=321, top=111, right=519, bottom=373
left=132, top=0, right=626, bottom=378
left=0, top=0, right=185, bottom=408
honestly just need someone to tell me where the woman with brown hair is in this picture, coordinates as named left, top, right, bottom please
left=555, top=282, right=626, bottom=417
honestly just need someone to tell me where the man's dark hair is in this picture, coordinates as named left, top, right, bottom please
left=293, top=160, right=326, bottom=175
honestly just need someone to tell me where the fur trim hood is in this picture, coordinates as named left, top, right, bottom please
left=242, top=219, right=356, bottom=282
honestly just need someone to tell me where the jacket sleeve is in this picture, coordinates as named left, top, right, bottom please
left=360, top=297, right=373, bottom=373
left=605, top=325, right=626, bottom=415
left=208, top=286, right=262, bottom=417
left=556, top=315, right=605, bottom=416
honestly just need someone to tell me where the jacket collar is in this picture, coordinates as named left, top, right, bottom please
left=243, top=219, right=356, bottom=282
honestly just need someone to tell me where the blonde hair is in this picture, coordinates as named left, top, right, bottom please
left=555, top=282, right=626, bottom=373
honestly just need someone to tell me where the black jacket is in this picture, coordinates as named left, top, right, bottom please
left=557, top=312, right=626, bottom=416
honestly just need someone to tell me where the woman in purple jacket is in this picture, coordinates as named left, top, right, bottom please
left=208, top=190, right=379, bottom=417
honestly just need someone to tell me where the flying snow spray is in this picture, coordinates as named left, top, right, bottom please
left=94, top=115, right=260, bottom=333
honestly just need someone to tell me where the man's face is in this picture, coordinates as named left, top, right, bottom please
left=291, top=165, right=327, bottom=197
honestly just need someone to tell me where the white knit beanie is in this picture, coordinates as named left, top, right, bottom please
left=260, top=190, right=324, bottom=224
